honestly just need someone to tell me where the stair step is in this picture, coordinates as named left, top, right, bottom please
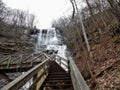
left=44, top=80, right=72, bottom=83
left=48, top=75, right=70, bottom=78
left=40, top=87, right=73, bottom=90
left=49, top=73, right=70, bottom=75
left=52, top=88, right=74, bottom=90
left=46, top=77, right=71, bottom=80
left=48, top=74, right=70, bottom=77
left=49, top=72, right=69, bottom=75
left=41, top=84, right=72, bottom=87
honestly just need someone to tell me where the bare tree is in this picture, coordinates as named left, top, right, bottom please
left=26, top=13, right=36, bottom=28
left=69, top=0, right=76, bottom=19
left=94, top=0, right=107, bottom=27
left=85, top=0, right=102, bottom=34
left=107, top=0, right=120, bottom=22
left=0, top=0, right=6, bottom=24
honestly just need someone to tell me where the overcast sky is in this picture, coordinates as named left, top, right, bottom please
left=3, top=0, right=72, bottom=29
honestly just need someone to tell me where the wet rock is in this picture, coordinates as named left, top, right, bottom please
left=42, top=29, right=47, bottom=34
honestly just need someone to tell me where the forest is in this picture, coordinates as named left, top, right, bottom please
left=52, top=0, right=120, bottom=89
left=0, top=0, right=120, bottom=89
left=0, top=0, right=37, bottom=55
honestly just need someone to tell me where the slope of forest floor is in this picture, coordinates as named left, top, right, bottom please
left=75, top=23, right=120, bottom=90
left=90, top=30, right=120, bottom=90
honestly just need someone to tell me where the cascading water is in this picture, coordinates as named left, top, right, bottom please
left=20, top=28, right=68, bottom=90
left=36, top=28, right=67, bottom=59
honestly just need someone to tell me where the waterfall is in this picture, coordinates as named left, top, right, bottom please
left=36, top=28, right=67, bottom=58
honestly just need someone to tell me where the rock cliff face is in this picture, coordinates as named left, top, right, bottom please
left=0, top=25, right=36, bottom=55
left=0, top=40, right=34, bottom=55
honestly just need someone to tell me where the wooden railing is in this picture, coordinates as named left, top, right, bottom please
left=68, top=57, right=89, bottom=90
left=0, top=57, right=51, bottom=90
left=55, top=55, right=69, bottom=72
left=54, top=55, right=89, bottom=90
left=0, top=52, right=48, bottom=72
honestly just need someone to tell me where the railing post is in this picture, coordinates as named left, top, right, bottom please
left=17, top=55, right=22, bottom=67
left=33, top=73, right=37, bottom=90
left=59, top=58, right=61, bottom=66
left=30, top=54, right=34, bottom=67
left=68, top=60, right=70, bottom=73
left=7, top=56, right=11, bottom=68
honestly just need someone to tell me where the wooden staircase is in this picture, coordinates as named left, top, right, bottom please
left=0, top=54, right=90, bottom=90
left=0, top=52, right=48, bottom=72
left=40, top=61, right=74, bottom=90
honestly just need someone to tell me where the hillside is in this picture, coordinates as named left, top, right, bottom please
left=52, top=6, right=120, bottom=89
left=76, top=23, right=120, bottom=90
left=72, top=12, right=120, bottom=90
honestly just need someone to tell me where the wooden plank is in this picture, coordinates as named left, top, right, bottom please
left=6, top=56, right=11, bottom=68
left=56, top=55, right=68, bottom=62
left=61, top=61, right=68, bottom=68
left=28, top=66, right=49, bottom=90
left=0, top=58, right=9, bottom=63
left=0, top=61, right=43, bottom=72
left=0, top=58, right=50, bottom=90
left=68, top=57, right=89, bottom=90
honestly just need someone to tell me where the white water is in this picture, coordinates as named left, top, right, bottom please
left=36, top=28, right=67, bottom=59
